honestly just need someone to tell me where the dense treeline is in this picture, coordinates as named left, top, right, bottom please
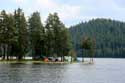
left=0, top=8, right=72, bottom=61
left=1, top=8, right=124, bottom=60
left=69, top=18, right=125, bottom=58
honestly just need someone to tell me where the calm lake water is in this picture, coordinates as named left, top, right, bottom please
left=0, top=59, right=125, bottom=83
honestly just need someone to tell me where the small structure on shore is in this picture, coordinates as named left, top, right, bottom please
left=44, top=57, right=49, bottom=62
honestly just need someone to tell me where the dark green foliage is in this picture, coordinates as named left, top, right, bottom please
left=45, top=13, right=72, bottom=61
left=28, top=12, right=45, bottom=59
left=69, top=49, right=77, bottom=62
left=14, top=8, right=29, bottom=60
left=81, top=36, right=96, bottom=62
left=0, top=9, right=72, bottom=61
left=69, top=18, right=125, bottom=58
left=82, top=37, right=92, bottom=49
left=0, top=10, right=16, bottom=60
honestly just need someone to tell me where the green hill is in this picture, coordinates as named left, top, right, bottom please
left=69, top=18, right=125, bottom=58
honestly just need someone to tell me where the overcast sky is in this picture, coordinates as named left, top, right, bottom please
left=0, top=0, right=125, bottom=27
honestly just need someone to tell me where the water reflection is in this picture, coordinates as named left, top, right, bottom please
left=0, top=59, right=125, bottom=83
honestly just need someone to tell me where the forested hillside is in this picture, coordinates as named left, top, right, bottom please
left=69, top=18, right=125, bottom=58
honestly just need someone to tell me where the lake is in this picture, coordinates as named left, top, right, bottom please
left=0, top=58, right=125, bottom=83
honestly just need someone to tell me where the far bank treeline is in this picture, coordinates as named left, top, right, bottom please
left=69, top=19, right=125, bottom=58
left=0, top=8, right=72, bottom=61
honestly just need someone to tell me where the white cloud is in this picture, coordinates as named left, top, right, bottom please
left=12, top=0, right=25, bottom=4
left=59, top=5, right=81, bottom=20
left=34, top=0, right=81, bottom=26
left=36, top=0, right=57, bottom=9
left=4, top=0, right=125, bottom=26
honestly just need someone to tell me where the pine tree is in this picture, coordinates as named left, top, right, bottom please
left=0, top=10, right=16, bottom=60
left=59, top=28, right=72, bottom=61
left=45, top=13, right=72, bottom=61
left=28, top=12, right=44, bottom=59
left=81, top=36, right=96, bottom=63
left=0, top=10, right=8, bottom=60
left=45, top=13, right=55, bottom=57
left=5, top=14, right=16, bottom=60
left=14, top=8, right=28, bottom=60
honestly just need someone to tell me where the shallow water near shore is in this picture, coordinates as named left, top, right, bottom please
left=0, top=58, right=125, bottom=83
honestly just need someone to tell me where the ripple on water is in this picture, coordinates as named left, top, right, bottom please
left=0, top=59, right=125, bottom=83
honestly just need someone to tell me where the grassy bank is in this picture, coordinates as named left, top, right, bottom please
left=0, top=59, right=94, bottom=65
left=0, top=59, right=70, bottom=64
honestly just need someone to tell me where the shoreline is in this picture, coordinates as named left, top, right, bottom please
left=0, top=60, right=93, bottom=65
left=0, top=60, right=70, bottom=64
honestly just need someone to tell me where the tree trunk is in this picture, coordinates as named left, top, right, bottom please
left=18, top=55, right=23, bottom=60
left=82, top=57, right=84, bottom=62
left=2, top=44, right=6, bottom=60
left=61, top=55, right=64, bottom=62
left=82, top=49, right=85, bottom=62
left=71, top=57, right=72, bottom=63
left=6, top=44, right=9, bottom=60
left=0, top=44, right=4, bottom=60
